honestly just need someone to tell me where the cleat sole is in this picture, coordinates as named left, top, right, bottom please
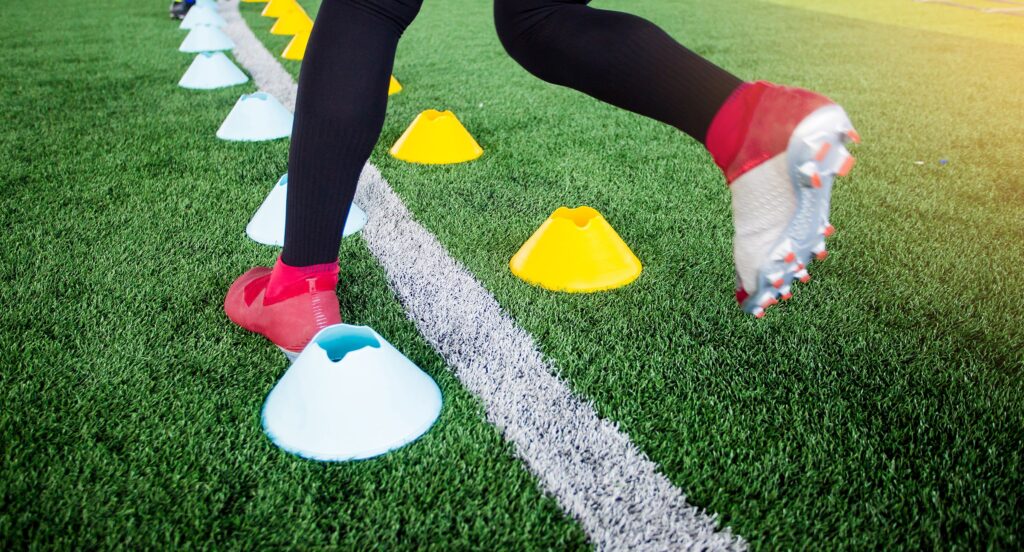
left=740, top=104, right=858, bottom=316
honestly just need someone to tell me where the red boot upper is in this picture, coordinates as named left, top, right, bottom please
left=706, top=81, right=834, bottom=184
left=224, top=260, right=341, bottom=354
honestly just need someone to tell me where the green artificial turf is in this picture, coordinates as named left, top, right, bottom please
left=0, top=1, right=586, bottom=549
left=249, top=0, right=1023, bottom=549
left=3, top=0, right=1023, bottom=549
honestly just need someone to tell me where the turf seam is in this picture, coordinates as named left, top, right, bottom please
left=221, top=1, right=745, bottom=549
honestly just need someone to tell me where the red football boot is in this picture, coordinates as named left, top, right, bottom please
left=706, top=81, right=860, bottom=317
left=224, top=258, right=341, bottom=361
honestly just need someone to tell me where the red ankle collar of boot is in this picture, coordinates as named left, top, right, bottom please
left=706, top=80, right=834, bottom=183
left=265, top=258, right=339, bottom=305
left=705, top=81, right=766, bottom=182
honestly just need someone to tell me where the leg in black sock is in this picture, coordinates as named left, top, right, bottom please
left=281, top=0, right=423, bottom=267
left=493, top=0, right=742, bottom=143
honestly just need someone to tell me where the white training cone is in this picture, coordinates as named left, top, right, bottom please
left=216, top=92, right=293, bottom=141
left=179, top=5, right=226, bottom=29
left=246, top=174, right=367, bottom=246
left=179, top=52, right=248, bottom=90
left=262, top=324, right=443, bottom=462
left=194, top=0, right=219, bottom=10
left=178, top=26, right=235, bottom=53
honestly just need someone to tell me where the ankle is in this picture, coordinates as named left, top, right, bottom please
left=705, top=81, right=767, bottom=179
left=265, top=257, right=339, bottom=305
left=706, top=81, right=834, bottom=183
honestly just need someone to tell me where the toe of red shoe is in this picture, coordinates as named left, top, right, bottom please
left=224, top=267, right=272, bottom=325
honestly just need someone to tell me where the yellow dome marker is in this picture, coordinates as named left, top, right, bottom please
left=262, top=0, right=298, bottom=19
left=388, top=75, right=402, bottom=96
left=270, top=8, right=312, bottom=35
left=389, top=110, right=483, bottom=164
left=282, top=31, right=309, bottom=60
left=510, top=206, right=642, bottom=292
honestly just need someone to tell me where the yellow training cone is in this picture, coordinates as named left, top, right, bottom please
left=388, top=75, right=402, bottom=96
left=389, top=110, right=483, bottom=164
left=282, top=31, right=309, bottom=60
left=262, top=0, right=298, bottom=19
left=510, top=206, right=642, bottom=292
left=270, top=8, right=312, bottom=35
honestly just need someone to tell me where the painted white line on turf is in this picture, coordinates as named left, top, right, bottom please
left=221, top=2, right=745, bottom=549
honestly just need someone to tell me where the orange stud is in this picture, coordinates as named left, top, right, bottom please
left=755, top=310, right=766, bottom=319
left=815, top=250, right=829, bottom=261
left=772, top=278, right=784, bottom=288
left=784, top=252, right=797, bottom=263
left=838, top=156, right=856, bottom=177
left=846, top=129, right=861, bottom=144
left=797, top=263, right=805, bottom=270
left=781, top=292, right=793, bottom=301
left=799, top=274, right=811, bottom=283
left=810, top=172, right=823, bottom=188
left=823, top=224, right=835, bottom=238
left=815, top=142, right=831, bottom=162
left=763, top=297, right=779, bottom=308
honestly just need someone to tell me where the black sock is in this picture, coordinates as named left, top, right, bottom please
left=494, top=0, right=742, bottom=144
left=281, top=0, right=423, bottom=267
left=282, top=0, right=740, bottom=267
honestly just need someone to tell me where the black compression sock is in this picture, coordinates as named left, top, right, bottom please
left=280, top=0, right=422, bottom=267
left=494, top=0, right=743, bottom=143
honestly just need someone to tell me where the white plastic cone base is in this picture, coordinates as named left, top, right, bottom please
left=262, top=324, right=443, bottom=462
left=179, top=26, right=235, bottom=53
left=216, top=92, right=293, bottom=141
left=179, top=5, right=226, bottom=29
left=246, top=174, right=367, bottom=245
left=179, top=52, right=249, bottom=90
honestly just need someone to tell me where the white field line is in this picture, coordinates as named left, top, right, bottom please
left=220, top=2, right=745, bottom=549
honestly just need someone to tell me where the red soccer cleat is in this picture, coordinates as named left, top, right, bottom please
left=224, top=259, right=341, bottom=361
left=707, top=81, right=860, bottom=317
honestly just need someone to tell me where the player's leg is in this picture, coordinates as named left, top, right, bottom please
left=225, top=0, right=423, bottom=360
left=493, top=0, right=859, bottom=317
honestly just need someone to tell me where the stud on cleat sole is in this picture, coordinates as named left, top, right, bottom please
left=838, top=155, right=856, bottom=177
left=815, top=142, right=831, bottom=162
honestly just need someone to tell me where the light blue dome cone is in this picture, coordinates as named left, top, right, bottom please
left=179, top=26, right=235, bottom=53
left=179, top=52, right=248, bottom=90
left=194, top=0, right=219, bottom=9
left=262, top=324, right=443, bottom=462
left=216, top=92, right=293, bottom=141
left=246, top=174, right=367, bottom=246
left=179, top=5, right=225, bottom=30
